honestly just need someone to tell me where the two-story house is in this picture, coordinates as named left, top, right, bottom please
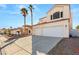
left=33, top=4, right=72, bottom=37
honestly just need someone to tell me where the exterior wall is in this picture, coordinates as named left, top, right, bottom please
left=47, top=6, right=64, bottom=21
left=22, top=26, right=32, bottom=35
left=27, top=27, right=32, bottom=35
left=11, top=27, right=32, bottom=35
left=47, top=4, right=70, bottom=21
left=33, top=19, right=69, bottom=37
left=39, top=17, right=49, bottom=23
left=11, top=30, right=17, bottom=34
left=11, top=28, right=22, bottom=35
left=0, top=30, right=4, bottom=34
left=39, top=4, right=72, bottom=32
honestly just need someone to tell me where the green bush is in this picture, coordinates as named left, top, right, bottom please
left=76, top=25, right=79, bottom=29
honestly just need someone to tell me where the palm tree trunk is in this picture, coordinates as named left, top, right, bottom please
left=31, top=10, right=33, bottom=35
left=23, top=16, right=26, bottom=35
left=24, top=16, right=26, bottom=26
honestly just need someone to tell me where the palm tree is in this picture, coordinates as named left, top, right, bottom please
left=21, top=8, right=28, bottom=26
left=21, top=8, right=28, bottom=35
left=29, top=4, right=34, bottom=34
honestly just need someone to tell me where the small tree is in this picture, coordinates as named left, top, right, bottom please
left=4, top=29, right=7, bottom=34
left=8, top=29, right=11, bottom=35
left=76, top=25, right=79, bottom=29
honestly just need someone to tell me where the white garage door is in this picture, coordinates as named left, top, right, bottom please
left=33, top=24, right=69, bottom=37
left=42, top=26, right=65, bottom=37
left=34, top=28, right=42, bottom=35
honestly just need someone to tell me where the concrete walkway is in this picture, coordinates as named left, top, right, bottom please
left=0, top=35, right=32, bottom=55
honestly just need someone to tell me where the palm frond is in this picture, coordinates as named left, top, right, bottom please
left=29, top=4, right=34, bottom=9
left=21, top=8, right=28, bottom=14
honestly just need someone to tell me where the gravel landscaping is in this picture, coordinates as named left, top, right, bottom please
left=48, top=37, right=79, bottom=55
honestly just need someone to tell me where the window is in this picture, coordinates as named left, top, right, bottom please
left=61, top=12, right=63, bottom=17
left=52, top=11, right=63, bottom=19
left=29, top=30, right=31, bottom=34
left=53, top=12, right=60, bottom=19
left=50, top=15, right=53, bottom=20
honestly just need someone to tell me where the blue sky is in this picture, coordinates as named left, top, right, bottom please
left=0, top=4, right=78, bottom=29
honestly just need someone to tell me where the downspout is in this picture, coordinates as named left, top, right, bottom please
left=69, top=4, right=72, bottom=31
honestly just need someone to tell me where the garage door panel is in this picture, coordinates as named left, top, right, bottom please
left=42, top=26, right=65, bottom=37
left=34, top=29, right=42, bottom=35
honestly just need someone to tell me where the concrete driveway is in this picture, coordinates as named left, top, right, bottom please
left=32, top=35, right=62, bottom=55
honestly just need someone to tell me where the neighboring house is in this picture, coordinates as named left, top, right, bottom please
left=11, top=25, right=32, bottom=35
left=0, top=28, right=6, bottom=34
left=22, top=25, right=32, bottom=35
left=39, top=17, right=49, bottom=23
left=33, top=4, right=72, bottom=37
left=0, top=25, right=32, bottom=35
left=11, top=28, right=22, bottom=35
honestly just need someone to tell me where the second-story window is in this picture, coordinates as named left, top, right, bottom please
left=53, top=12, right=60, bottom=19
left=50, top=15, right=53, bottom=20
left=61, top=12, right=63, bottom=18
left=51, top=11, right=63, bottom=19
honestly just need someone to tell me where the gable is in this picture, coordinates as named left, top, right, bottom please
left=47, top=4, right=70, bottom=21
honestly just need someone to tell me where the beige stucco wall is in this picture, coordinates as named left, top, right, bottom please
left=39, top=5, right=71, bottom=23
left=39, top=17, right=49, bottom=23
left=47, top=4, right=70, bottom=21
left=39, top=4, right=71, bottom=31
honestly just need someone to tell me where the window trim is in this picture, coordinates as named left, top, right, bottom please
left=51, top=11, right=63, bottom=20
left=50, top=15, right=53, bottom=20
left=60, top=11, right=63, bottom=18
left=53, top=11, right=60, bottom=19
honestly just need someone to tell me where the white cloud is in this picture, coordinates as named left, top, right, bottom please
left=71, top=8, right=79, bottom=14
left=19, top=5, right=26, bottom=9
left=71, top=8, right=79, bottom=29
left=0, top=4, right=7, bottom=9
left=0, top=4, right=23, bottom=15
left=9, top=11, right=20, bottom=15
left=0, top=10, right=20, bottom=15
left=33, top=5, right=41, bottom=12
left=71, top=8, right=79, bottom=18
